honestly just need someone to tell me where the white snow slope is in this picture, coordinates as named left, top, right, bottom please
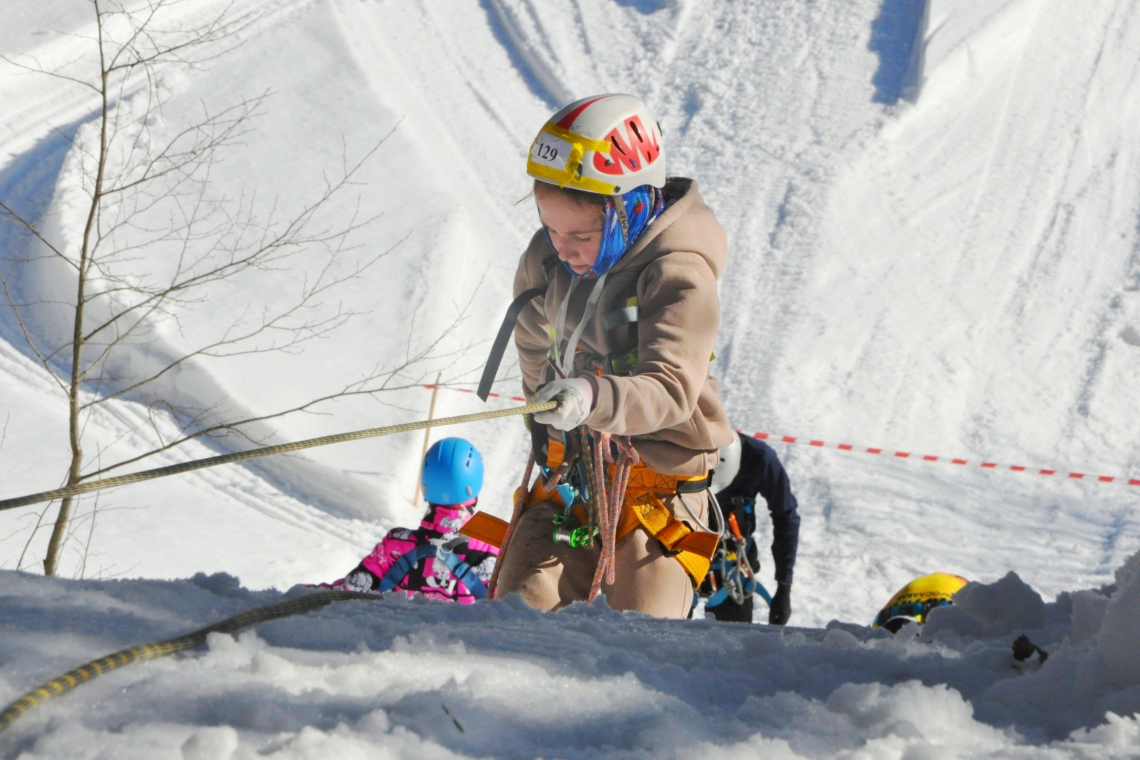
left=2, top=0, right=1140, bottom=755
left=4, top=557, right=1140, bottom=758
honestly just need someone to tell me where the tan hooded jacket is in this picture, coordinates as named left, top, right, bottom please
left=513, top=178, right=735, bottom=475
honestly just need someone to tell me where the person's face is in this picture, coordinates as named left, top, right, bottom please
left=536, top=190, right=604, bottom=275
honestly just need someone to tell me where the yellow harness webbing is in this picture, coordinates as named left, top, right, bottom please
left=616, top=492, right=719, bottom=585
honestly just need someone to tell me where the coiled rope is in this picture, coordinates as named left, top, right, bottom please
left=589, top=432, right=638, bottom=600
left=0, top=589, right=378, bottom=735
left=0, top=401, right=556, bottom=512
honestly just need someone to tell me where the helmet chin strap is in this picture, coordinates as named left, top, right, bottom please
left=611, top=194, right=630, bottom=240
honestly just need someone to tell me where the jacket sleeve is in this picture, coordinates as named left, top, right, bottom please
left=751, top=440, right=801, bottom=585
left=512, top=242, right=551, bottom=400
left=586, top=251, right=719, bottom=435
left=358, top=531, right=400, bottom=580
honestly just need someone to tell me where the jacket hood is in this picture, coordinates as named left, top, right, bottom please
left=606, top=178, right=727, bottom=280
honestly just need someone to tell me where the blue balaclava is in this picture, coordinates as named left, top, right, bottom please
left=547, top=185, right=665, bottom=279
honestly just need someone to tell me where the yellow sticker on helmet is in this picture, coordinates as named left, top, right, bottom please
left=527, top=123, right=617, bottom=195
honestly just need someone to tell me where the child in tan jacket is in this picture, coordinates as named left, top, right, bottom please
left=493, top=94, right=735, bottom=619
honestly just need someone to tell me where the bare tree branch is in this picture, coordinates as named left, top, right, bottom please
left=1, top=0, right=464, bottom=576
left=0, top=202, right=79, bottom=271
left=81, top=297, right=473, bottom=478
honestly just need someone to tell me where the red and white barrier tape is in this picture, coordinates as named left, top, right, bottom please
left=427, top=384, right=1140, bottom=488
left=424, top=384, right=527, bottom=403
left=750, top=432, right=1140, bottom=488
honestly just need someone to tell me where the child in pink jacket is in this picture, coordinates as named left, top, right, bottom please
left=327, top=438, right=498, bottom=603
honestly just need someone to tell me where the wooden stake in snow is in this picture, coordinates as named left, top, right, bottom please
left=413, top=373, right=442, bottom=507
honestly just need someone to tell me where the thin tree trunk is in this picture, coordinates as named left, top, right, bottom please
left=44, top=5, right=109, bottom=575
left=44, top=328, right=86, bottom=574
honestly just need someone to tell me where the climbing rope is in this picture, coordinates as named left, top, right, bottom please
left=486, top=451, right=535, bottom=598
left=588, top=431, right=637, bottom=601
left=0, top=589, right=379, bottom=736
left=0, top=401, right=556, bottom=513
left=0, top=400, right=560, bottom=735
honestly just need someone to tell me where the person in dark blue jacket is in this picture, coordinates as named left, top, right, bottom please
left=697, top=432, right=801, bottom=624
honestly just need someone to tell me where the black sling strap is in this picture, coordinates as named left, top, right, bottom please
left=676, top=475, right=712, bottom=494
left=477, top=287, right=544, bottom=401
left=477, top=256, right=559, bottom=402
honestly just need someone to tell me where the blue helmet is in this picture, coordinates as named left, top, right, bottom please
left=422, top=437, right=484, bottom=505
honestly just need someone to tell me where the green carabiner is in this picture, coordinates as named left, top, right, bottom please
left=569, top=525, right=597, bottom=549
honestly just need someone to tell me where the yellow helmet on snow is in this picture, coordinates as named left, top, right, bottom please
left=872, top=572, right=968, bottom=632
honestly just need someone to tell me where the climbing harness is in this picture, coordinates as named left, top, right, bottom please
left=552, top=273, right=609, bottom=377
left=376, top=537, right=489, bottom=599
left=483, top=260, right=640, bottom=600
left=0, top=401, right=555, bottom=513
left=0, top=589, right=378, bottom=736
left=480, top=434, right=720, bottom=597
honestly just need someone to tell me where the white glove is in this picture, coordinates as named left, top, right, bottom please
left=533, top=377, right=594, bottom=431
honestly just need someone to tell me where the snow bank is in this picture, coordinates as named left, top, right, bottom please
left=4, top=553, right=1140, bottom=757
left=924, top=570, right=1047, bottom=638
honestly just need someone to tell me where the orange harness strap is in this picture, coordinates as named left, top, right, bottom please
left=460, top=472, right=566, bottom=549
left=616, top=490, right=719, bottom=586
left=462, top=438, right=719, bottom=586
left=560, top=438, right=719, bottom=586
left=458, top=511, right=509, bottom=548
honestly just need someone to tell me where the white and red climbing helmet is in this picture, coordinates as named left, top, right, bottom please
left=527, top=94, right=665, bottom=195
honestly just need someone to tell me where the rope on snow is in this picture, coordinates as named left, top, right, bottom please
left=0, top=589, right=380, bottom=736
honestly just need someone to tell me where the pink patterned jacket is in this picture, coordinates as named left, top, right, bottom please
left=328, top=500, right=498, bottom=604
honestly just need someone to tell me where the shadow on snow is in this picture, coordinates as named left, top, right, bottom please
left=869, top=0, right=929, bottom=104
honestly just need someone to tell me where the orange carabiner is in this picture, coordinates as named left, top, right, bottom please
left=727, top=512, right=745, bottom=542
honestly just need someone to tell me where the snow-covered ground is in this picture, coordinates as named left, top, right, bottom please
left=3, top=557, right=1140, bottom=758
left=3, top=0, right=1140, bottom=755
